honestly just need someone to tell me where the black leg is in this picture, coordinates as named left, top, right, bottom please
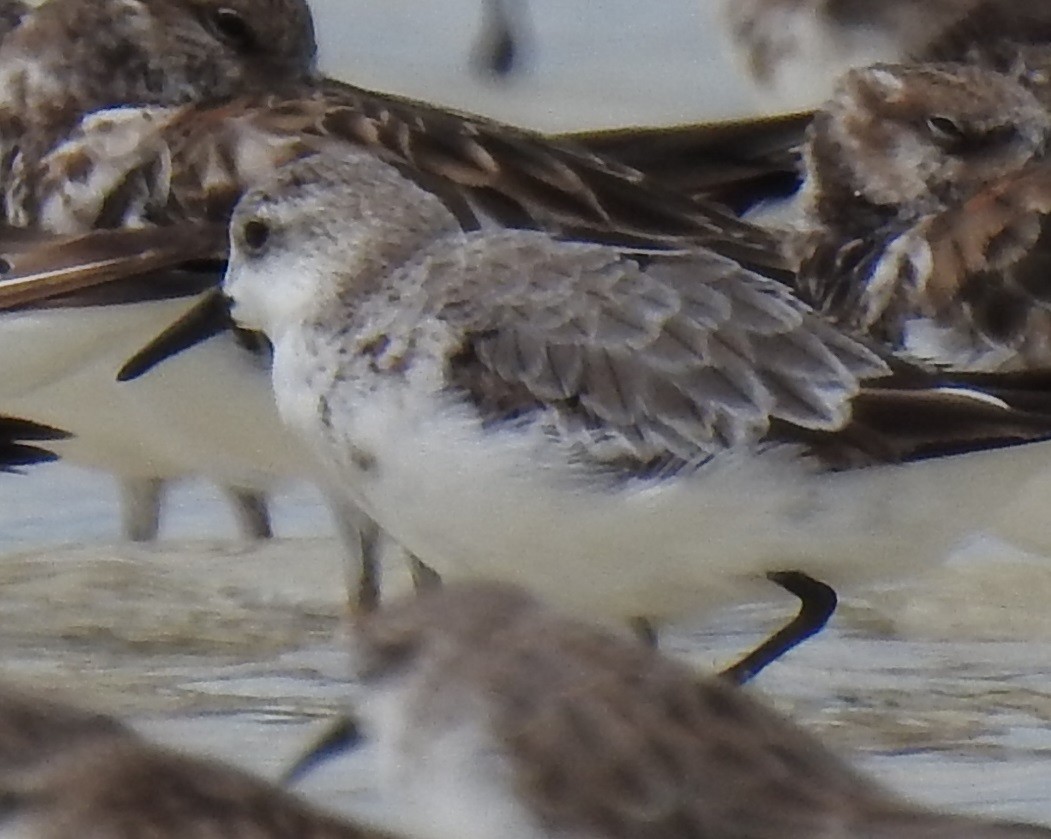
left=719, top=571, right=838, bottom=684
left=225, top=487, right=273, bottom=540
left=354, top=524, right=382, bottom=615
left=121, top=476, right=164, bottom=542
left=331, top=503, right=382, bottom=614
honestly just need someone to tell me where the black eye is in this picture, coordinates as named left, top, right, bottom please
left=241, top=219, right=270, bottom=253
left=210, top=7, right=257, bottom=52
left=925, top=115, right=967, bottom=149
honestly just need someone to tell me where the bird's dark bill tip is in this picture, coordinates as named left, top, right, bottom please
left=117, top=290, right=231, bottom=382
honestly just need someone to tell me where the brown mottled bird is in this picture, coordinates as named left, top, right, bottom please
left=793, top=61, right=1051, bottom=372
left=569, top=2, right=1051, bottom=224
left=0, top=0, right=316, bottom=138
left=0, top=685, right=393, bottom=839
left=0, top=0, right=318, bottom=223
left=292, top=582, right=1051, bottom=839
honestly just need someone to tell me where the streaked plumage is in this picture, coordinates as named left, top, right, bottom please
left=1, top=79, right=785, bottom=271
left=794, top=62, right=1051, bottom=372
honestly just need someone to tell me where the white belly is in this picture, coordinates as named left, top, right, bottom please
left=282, top=374, right=1051, bottom=623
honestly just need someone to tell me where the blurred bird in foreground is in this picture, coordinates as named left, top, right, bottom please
left=290, top=581, right=1051, bottom=839
left=0, top=685, right=392, bottom=839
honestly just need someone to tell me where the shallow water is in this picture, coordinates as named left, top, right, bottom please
left=4, top=0, right=1051, bottom=830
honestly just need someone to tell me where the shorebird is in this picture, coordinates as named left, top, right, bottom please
left=793, top=61, right=1051, bottom=372
left=113, top=150, right=1051, bottom=675
left=0, top=685, right=389, bottom=838
left=569, top=2, right=1051, bottom=219
left=0, top=51, right=794, bottom=624
left=0, top=0, right=319, bottom=543
left=288, top=581, right=1051, bottom=839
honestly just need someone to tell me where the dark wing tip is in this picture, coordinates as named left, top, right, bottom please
left=0, top=417, right=70, bottom=471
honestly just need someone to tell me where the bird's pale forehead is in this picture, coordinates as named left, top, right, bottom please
left=236, top=165, right=340, bottom=225
left=239, top=151, right=452, bottom=229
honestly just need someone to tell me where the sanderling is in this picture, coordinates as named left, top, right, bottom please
left=119, top=150, right=1051, bottom=675
left=291, top=581, right=1051, bottom=839
left=0, top=59, right=791, bottom=617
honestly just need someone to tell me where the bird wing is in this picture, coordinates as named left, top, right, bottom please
left=424, top=230, right=1051, bottom=470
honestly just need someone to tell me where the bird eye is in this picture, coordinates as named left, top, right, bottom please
left=240, top=219, right=270, bottom=253
left=210, top=7, right=257, bottom=52
left=925, top=115, right=967, bottom=149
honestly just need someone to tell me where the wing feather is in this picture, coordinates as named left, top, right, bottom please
left=431, top=233, right=886, bottom=466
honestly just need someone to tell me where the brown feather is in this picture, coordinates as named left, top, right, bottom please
left=354, top=583, right=1051, bottom=839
